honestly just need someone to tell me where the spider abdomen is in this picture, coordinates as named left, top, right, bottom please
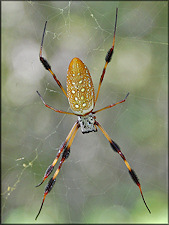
left=67, top=58, right=95, bottom=115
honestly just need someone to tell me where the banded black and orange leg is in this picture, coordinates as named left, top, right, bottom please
left=36, top=91, right=75, bottom=115
left=35, top=122, right=80, bottom=220
left=36, top=121, right=79, bottom=187
left=95, top=8, right=118, bottom=104
left=39, top=21, right=67, bottom=98
left=93, top=92, right=129, bottom=114
left=95, top=120, right=151, bottom=214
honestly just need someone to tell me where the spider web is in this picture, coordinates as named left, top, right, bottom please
left=2, top=1, right=168, bottom=223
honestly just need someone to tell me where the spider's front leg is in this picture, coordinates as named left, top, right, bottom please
left=95, top=8, right=118, bottom=103
left=39, top=21, right=67, bottom=97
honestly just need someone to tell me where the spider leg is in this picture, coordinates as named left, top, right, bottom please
left=36, top=121, right=79, bottom=187
left=39, top=21, right=67, bottom=98
left=95, top=120, right=151, bottom=214
left=36, top=91, right=75, bottom=115
left=35, top=122, right=80, bottom=220
left=93, top=92, right=129, bottom=114
left=95, top=8, right=118, bottom=104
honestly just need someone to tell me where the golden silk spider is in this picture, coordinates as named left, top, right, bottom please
left=35, top=8, right=151, bottom=220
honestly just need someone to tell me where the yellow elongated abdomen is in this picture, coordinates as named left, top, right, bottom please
left=67, top=58, right=95, bottom=115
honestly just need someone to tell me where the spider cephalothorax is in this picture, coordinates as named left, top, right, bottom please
left=78, top=113, right=97, bottom=133
left=35, top=8, right=151, bottom=220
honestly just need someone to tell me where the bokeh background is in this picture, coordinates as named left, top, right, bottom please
left=2, top=1, right=168, bottom=223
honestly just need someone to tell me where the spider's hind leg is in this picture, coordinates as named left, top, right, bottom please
left=35, top=122, right=80, bottom=220
left=95, top=120, right=151, bottom=214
